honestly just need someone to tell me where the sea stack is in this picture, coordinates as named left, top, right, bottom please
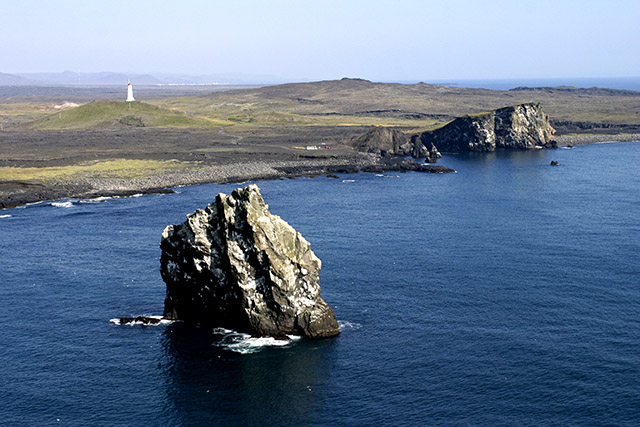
left=160, top=185, right=340, bottom=338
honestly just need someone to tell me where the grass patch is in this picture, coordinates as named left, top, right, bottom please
left=18, top=100, right=216, bottom=130
left=0, top=159, right=196, bottom=181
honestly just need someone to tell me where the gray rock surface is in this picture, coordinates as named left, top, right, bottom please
left=160, top=185, right=339, bottom=338
left=414, top=103, right=557, bottom=152
left=349, top=126, right=426, bottom=158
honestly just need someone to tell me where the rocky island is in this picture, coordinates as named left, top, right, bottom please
left=160, top=185, right=340, bottom=338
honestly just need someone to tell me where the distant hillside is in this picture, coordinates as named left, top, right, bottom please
left=509, top=86, right=640, bottom=96
left=18, top=100, right=215, bottom=130
left=15, top=71, right=163, bottom=86
left=161, top=78, right=640, bottom=127
left=0, top=72, right=36, bottom=86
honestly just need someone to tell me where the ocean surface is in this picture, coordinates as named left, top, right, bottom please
left=1, top=142, right=639, bottom=426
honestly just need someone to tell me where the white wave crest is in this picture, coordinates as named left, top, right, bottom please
left=51, top=201, right=73, bottom=208
left=79, top=196, right=119, bottom=203
left=0, top=214, right=12, bottom=219
left=214, top=330, right=302, bottom=354
left=338, top=320, right=362, bottom=331
left=18, top=201, right=44, bottom=209
left=342, top=179, right=356, bottom=183
left=212, top=327, right=234, bottom=334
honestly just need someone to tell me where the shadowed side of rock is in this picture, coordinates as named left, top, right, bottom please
left=349, top=126, right=441, bottom=159
left=160, top=184, right=340, bottom=338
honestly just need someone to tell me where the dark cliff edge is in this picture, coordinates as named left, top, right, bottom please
left=413, top=103, right=557, bottom=153
left=349, top=126, right=442, bottom=162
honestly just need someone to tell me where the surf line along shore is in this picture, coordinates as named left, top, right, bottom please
left=0, top=156, right=455, bottom=209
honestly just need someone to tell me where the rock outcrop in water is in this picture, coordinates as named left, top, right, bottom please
left=160, top=185, right=339, bottom=338
left=413, top=103, right=557, bottom=152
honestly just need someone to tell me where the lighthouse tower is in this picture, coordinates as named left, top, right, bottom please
left=126, top=79, right=136, bottom=102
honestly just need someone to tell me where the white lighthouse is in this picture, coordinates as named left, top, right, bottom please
left=126, top=79, right=136, bottom=102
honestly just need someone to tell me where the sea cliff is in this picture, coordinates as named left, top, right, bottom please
left=413, top=103, right=557, bottom=152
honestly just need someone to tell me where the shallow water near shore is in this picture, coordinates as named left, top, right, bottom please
left=1, top=142, right=639, bottom=425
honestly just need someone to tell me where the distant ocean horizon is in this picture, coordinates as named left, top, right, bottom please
left=391, top=76, right=640, bottom=92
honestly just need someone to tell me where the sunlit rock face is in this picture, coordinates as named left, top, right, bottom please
left=160, top=185, right=339, bottom=338
left=414, top=103, right=557, bottom=152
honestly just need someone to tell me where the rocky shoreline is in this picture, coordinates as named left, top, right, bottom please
left=2, top=129, right=637, bottom=210
left=555, top=133, right=640, bottom=146
left=0, top=155, right=454, bottom=209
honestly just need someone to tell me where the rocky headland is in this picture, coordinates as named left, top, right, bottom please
left=160, top=185, right=340, bottom=338
left=413, top=103, right=557, bottom=152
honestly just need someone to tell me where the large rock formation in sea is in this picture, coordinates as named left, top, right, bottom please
left=349, top=126, right=440, bottom=161
left=160, top=185, right=340, bottom=338
left=413, top=103, right=557, bottom=152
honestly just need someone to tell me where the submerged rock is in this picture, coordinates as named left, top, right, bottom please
left=160, top=185, right=339, bottom=338
left=414, top=103, right=557, bottom=152
left=119, top=316, right=162, bottom=325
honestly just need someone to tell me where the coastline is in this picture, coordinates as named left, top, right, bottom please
left=2, top=135, right=638, bottom=210
left=0, top=155, right=453, bottom=209
left=555, top=133, right=640, bottom=146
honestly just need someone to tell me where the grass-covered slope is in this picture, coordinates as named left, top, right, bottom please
left=20, top=100, right=216, bottom=130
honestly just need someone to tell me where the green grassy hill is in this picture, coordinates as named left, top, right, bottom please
left=20, top=100, right=216, bottom=130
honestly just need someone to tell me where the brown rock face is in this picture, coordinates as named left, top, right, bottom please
left=160, top=185, right=339, bottom=338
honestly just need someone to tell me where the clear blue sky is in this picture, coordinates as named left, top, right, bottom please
left=2, top=0, right=639, bottom=81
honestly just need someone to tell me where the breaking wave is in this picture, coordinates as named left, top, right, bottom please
left=213, top=329, right=302, bottom=354
left=338, top=320, right=362, bottom=331
left=51, top=201, right=74, bottom=208
left=79, top=196, right=119, bottom=203
left=0, top=214, right=12, bottom=219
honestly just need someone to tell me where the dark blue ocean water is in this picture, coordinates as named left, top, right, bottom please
left=1, top=142, right=639, bottom=426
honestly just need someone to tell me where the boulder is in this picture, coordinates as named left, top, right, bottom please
left=160, top=185, right=339, bottom=338
left=415, top=103, right=557, bottom=152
